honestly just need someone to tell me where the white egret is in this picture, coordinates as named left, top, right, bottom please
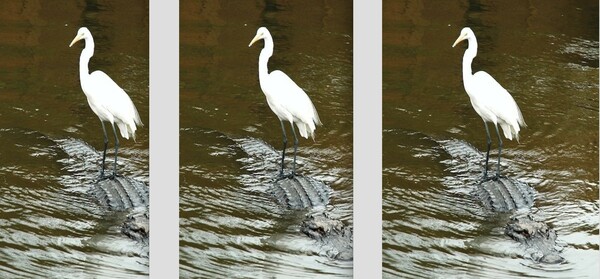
left=70, top=27, right=143, bottom=179
left=248, top=27, right=322, bottom=179
left=452, top=27, right=526, bottom=180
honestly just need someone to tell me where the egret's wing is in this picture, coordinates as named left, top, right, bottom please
left=88, top=71, right=143, bottom=127
left=268, top=70, right=321, bottom=125
left=472, top=71, right=525, bottom=126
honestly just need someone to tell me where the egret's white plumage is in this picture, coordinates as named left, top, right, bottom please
left=452, top=27, right=526, bottom=179
left=70, top=27, right=143, bottom=178
left=249, top=27, right=321, bottom=178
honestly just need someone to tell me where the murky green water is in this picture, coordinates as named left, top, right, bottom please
left=383, top=0, right=598, bottom=278
left=179, top=1, right=353, bottom=277
left=0, top=1, right=149, bottom=278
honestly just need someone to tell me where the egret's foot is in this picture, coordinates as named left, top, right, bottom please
left=479, top=174, right=492, bottom=183
left=276, top=171, right=288, bottom=181
left=107, top=172, right=123, bottom=180
left=97, top=172, right=110, bottom=182
left=492, top=173, right=506, bottom=181
left=275, top=170, right=298, bottom=181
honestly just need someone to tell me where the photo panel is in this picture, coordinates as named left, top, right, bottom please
left=382, top=0, right=599, bottom=277
left=0, top=1, right=149, bottom=278
left=179, top=0, right=353, bottom=277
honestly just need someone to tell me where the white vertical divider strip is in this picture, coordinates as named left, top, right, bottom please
left=149, top=0, right=179, bottom=277
left=354, top=0, right=383, bottom=277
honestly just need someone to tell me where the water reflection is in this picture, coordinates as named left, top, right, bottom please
left=180, top=0, right=352, bottom=277
left=0, top=1, right=148, bottom=278
left=383, top=0, right=598, bottom=278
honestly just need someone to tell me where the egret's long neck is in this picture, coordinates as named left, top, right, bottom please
left=462, top=36, right=477, bottom=81
left=258, top=36, right=274, bottom=87
left=79, top=36, right=95, bottom=81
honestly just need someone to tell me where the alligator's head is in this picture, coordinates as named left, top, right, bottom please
left=301, top=213, right=346, bottom=240
left=505, top=214, right=565, bottom=264
left=505, top=214, right=553, bottom=242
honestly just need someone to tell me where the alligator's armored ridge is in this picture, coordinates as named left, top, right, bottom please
left=477, top=177, right=536, bottom=212
left=273, top=175, right=330, bottom=209
left=94, top=176, right=149, bottom=211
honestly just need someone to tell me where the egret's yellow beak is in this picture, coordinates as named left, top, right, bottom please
left=248, top=34, right=261, bottom=47
left=69, top=34, right=83, bottom=47
left=452, top=34, right=466, bottom=48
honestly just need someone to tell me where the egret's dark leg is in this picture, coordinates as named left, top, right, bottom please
left=111, top=123, right=120, bottom=178
left=482, top=122, right=492, bottom=180
left=278, top=120, right=288, bottom=178
left=99, top=121, right=109, bottom=179
left=494, top=124, right=503, bottom=179
left=290, top=122, right=299, bottom=177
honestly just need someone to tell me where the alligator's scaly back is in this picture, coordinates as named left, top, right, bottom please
left=478, top=177, right=535, bottom=211
left=234, top=137, right=330, bottom=209
left=439, top=139, right=536, bottom=212
left=272, top=175, right=330, bottom=209
left=95, top=176, right=149, bottom=210
left=55, top=138, right=149, bottom=211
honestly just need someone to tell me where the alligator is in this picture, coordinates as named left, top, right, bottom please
left=55, top=138, right=149, bottom=246
left=234, top=136, right=353, bottom=260
left=438, top=138, right=564, bottom=264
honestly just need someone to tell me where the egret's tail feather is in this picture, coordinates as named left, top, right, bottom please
left=512, top=124, right=521, bottom=143
left=310, top=105, right=321, bottom=141
left=117, top=122, right=130, bottom=139
left=133, top=106, right=143, bottom=127
left=297, top=123, right=310, bottom=139
left=117, top=121, right=138, bottom=142
left=306, top=123, right=315, bottom=141
left=295, top=122, right=318, bottom=141
left=499, top=123, right=513, bottom=141
left=517, top=113, right=526, bottom=128
left=129, top=124, right=138, bottom=142
left=312, top=104, right=322, bottom=126
left=499, top=122, right=523, bottom=143
left=124, top=104, right=142, bottom=141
